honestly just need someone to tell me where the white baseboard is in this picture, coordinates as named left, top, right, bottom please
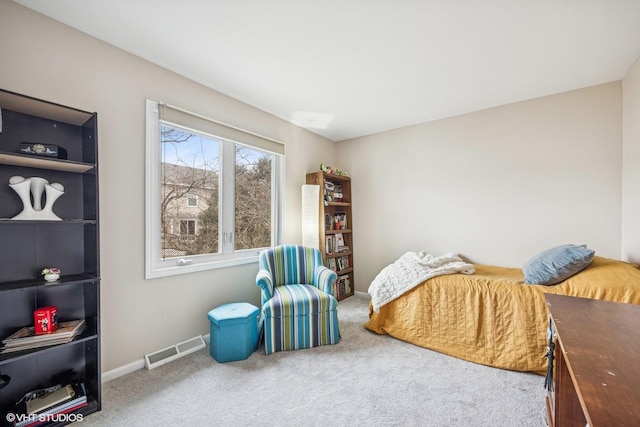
left=102, top=359, right=145, bottom=383
left=101, top=333, right=211, bottom=383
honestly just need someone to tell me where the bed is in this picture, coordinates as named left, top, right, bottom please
left=364, top=254, right=640, bottom=375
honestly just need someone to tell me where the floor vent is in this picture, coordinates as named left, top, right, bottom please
left=144, top=335, right=206, bottom=370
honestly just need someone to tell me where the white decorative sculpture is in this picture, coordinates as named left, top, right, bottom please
left=9, top=176, right=65, bottom=221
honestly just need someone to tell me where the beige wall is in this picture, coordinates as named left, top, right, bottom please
left=622, top=57, right=640, bottom=262
left=0, top=2, right=336, bottom=372
left=340, top=83, right=623, bottom=291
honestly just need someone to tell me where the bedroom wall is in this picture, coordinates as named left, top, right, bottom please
left=340, top=83, right=623, bottom=292
left=622, top=56, right=640, bottom=263
left=0, top=2, right=336, bottom=373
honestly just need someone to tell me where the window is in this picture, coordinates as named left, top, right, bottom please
left=187, top=193, right=198, bottom=207
left=179, top=219, right=196, bottom=237
left=145, top=100, right=284, bottom=278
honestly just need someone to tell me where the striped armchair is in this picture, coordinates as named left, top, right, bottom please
left=256, top=245, right=340, bottom=354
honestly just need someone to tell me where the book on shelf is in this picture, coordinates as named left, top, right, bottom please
left=335, top=274, right=351, bottom=297
left=15, top=383, right=87, bottom=427
left=26, top=384, right=76, bottom=415
left=324, top=214, right=333, bottom=231
left=21, top=400, right=88, bottom=427
left=334, top=233, right=345, bottom=251
left=327, top=258, right=337, bottom=271
left=325, top=235, right=334, bottom=254
left=343, top=275, right=352, bottom=294
left=336, top=255, right=350, bottom=271
left=1, top=320, right=86, bottom=354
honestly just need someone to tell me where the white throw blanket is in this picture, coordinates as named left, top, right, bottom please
left=368, top=251, right=475, bottom=312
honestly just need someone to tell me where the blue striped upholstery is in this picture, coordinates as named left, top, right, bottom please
left=256, top=245, right=340, bottom=354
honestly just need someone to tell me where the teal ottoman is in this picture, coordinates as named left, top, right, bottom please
left=207, top=302, right=259, bottom=362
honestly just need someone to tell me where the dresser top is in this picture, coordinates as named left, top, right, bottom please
left=546, top=294, right=640, bottom=427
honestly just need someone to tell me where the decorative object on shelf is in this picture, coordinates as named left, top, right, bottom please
left=9, top=175, right=65, bottom=220
left=34, top=306, right=58, bottom=335
left=19, top=142, right=68, bottom=159
left=41, top=267, right=61, bottom=283
left=319, top=163, right=349, bottom=177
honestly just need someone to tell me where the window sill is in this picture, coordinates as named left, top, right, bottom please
left=145, top=252, right=259, bottom=279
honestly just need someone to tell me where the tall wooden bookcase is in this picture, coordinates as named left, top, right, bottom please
left=305, top=171, right=354, bottom=300
left=0, top=89, right=101, bottom=422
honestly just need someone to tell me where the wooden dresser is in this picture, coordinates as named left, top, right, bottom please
left=545, top=294, right=640, bottom=427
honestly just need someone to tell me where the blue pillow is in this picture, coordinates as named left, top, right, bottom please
left=523, top=244, right=595, bottom=285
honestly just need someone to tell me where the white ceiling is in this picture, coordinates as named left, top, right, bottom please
left=14, top=0, right=640, bottom=141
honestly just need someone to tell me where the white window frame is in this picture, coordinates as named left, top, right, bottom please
left=145, top=99, right=284, bottom=279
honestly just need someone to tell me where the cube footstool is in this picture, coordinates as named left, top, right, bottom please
left=207, top=302, right=259, bottom=363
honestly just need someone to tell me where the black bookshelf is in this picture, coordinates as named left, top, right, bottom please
left=0, top=89, right=101, bottom=423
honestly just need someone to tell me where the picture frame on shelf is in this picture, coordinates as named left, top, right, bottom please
left=325, top=235, right=334, bottom=254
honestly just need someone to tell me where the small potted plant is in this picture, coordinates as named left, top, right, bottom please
left=41, top=267, right=61, bottom=283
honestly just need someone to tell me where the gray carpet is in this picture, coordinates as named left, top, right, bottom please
left=83, top=293, right=546, bottom=426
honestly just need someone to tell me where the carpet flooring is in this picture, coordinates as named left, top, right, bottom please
left=81, top=293, right=546, bottom=426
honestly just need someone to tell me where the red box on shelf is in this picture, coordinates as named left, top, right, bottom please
left=34, top=306, right=58, bottom=335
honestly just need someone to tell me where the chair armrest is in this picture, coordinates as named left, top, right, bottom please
left=314, top=265, right=338, bottom=297
left=256, top=269, right=274, bottom=304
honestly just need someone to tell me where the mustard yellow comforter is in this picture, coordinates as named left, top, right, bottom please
left=364, top=256, right=640, bottom=375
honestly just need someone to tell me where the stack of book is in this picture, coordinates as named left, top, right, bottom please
left=14, top=383, right=87, bottom=427
left=1, top=320, right=86, bottom=354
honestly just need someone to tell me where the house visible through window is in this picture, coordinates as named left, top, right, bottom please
left=145, top=100, right=284, bottom=278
